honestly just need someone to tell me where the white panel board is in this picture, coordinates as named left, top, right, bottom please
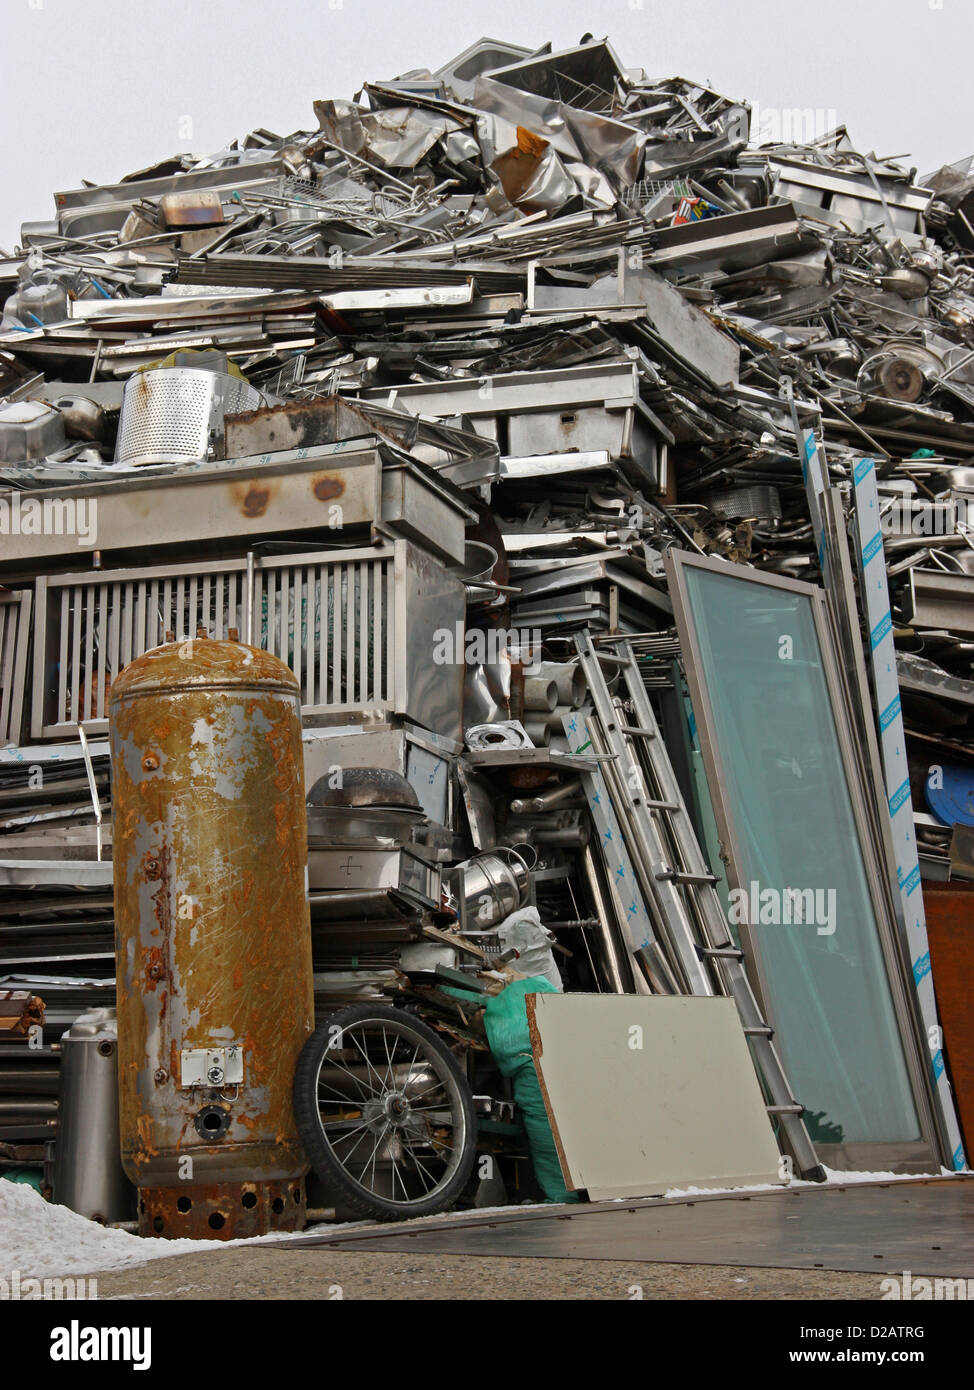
left=527, top=993, right=784, bottom=1199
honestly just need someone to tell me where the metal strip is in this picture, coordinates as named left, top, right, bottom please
left=318, top=565, right=328, bottom=709
left=304, top=565, right=315, bottom=705
left=332, top=563, right=342, bottom=705
left=852, top=456, right=967, bottom=1171
left=0, top=601, right=13, bottom=742
left=373, top=557, right=383, bottom=705
left=291, top=566, right=302, bottom=692
left=69, top=584, right=81, bottom=731
left=82, top=585, right=95, bottom=723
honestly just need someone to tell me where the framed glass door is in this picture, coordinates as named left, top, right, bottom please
left=665, top=550, right=940, bottom=1172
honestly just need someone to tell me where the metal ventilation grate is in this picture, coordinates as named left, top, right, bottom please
left=30, top=547, right=397, bottom=737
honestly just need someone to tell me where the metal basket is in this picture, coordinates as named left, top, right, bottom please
left=114, top=368, right=262, bottom=467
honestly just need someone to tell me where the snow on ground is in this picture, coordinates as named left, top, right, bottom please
left=1, top=1166, right=963, bottom=1278
left=0, top=1180, right=304, bottom=1277
left=661, top=1167, right=958, bottom=1200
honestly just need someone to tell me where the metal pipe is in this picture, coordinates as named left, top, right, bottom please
left=245, top=551, right=255, bottom=645
left=579, top=845, right=630, bottom=994
left=510, top=779, right=582, bottom=815
left=77, top=723, right=103, bottom=863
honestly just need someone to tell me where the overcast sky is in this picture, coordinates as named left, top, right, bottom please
left=1, top=0, right=972, bottom=250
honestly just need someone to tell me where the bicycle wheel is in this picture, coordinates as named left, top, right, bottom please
left=293, top=1003, right=477, bottom=1221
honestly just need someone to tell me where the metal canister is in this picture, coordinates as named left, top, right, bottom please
left=109, top=639, right=314, bottom=1239
left=458, top=849, right=532, bottom=930
left=54, top=1008, right=134, bottom=1224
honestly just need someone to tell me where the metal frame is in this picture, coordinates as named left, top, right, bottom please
left=0, top=588, right=31, bottom=747
left=30, top=543, right=409, bottom=739
left=664, top=548, right=941, bottom=1172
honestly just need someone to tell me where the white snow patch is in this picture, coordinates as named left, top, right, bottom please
left=0, top=1181, right=336, bottom=1278
left=660, top=1167, right=958, bottom=1201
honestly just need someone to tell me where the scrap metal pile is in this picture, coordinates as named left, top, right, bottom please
left=1, top=36, right=973, bottom=1227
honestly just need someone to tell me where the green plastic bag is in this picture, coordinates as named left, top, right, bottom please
left=484, top=978, right=578, bottom=1204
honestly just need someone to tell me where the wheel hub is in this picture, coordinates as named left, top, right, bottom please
left=383, top=1091, right=410, bottom=1125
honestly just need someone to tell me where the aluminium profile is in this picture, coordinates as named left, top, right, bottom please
left=905, top=570, right=974, bottom=638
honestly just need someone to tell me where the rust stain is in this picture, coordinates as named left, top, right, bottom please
left=229, top=478, right=279, bottom=518
left=312, top=474, right=345, bottom=502
left=142, top=945, right=166, bottom=993
left=137, top=1178, right=305, bottom=1240
left=241, top=485, right=270, bottom=517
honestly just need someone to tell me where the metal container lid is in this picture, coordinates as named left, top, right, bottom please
left=109, top=638, right=299, bottom=706
left=61, top=1006, right=117, bottom=1042
left=307, top=766, right=421, bottom=811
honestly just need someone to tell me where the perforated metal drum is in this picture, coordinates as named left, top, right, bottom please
left=114, top=367, right=262, bottom=467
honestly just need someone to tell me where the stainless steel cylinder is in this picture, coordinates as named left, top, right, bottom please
left=53, top=1008, right=133, bottom=1224
left=523, top=677, right=557, bottom=712
left=540, top=662, right=585, bottom=708
left=523, top=717, right=552, bottom=747
left=459, top=850, right=531, bottom=929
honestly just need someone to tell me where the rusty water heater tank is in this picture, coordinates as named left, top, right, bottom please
left=109, top=639, right=314, bottom=1239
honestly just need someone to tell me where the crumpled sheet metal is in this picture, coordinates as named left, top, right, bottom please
left=490, top=126, right=577, bottom=214
left=0, top=31, right=973, bottom=763
left=360, top=108, right=463, bottom=170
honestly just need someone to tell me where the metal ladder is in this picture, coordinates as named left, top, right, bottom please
left=574, top=630, right=825, bottom=1181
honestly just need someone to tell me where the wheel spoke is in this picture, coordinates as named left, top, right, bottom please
left=366, top=1120, right=389, bottom=1194
left=406, top=1078, right=447, bottom=1102
left=320, top=1116, right=372, bottom=1136
left=329, top=1117, right=378, bottom=1168
left=401, top=1139, right=442, bottom=1193
left=380, top=1025, right=398, bottom=1092
left=348, top=1029, right=389, bottom=1095
left=389, top=1149, right=407, bottom=1203
left=316, top=1076, right=365, bottom=1104
left=319, top=1052, right=378, bottom=1103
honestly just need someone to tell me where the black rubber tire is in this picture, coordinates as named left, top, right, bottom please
left=293, top=1003, right=477, bottom=1222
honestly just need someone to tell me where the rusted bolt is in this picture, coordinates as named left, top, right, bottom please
left=148, top=961, right=165, bottom=980
left=142, top=752, right=160, bottom=772
left=154, top=1068, right=168, bottom=1084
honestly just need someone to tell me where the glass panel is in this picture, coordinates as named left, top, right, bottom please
left=681, top=564, right=919, bottom=1147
